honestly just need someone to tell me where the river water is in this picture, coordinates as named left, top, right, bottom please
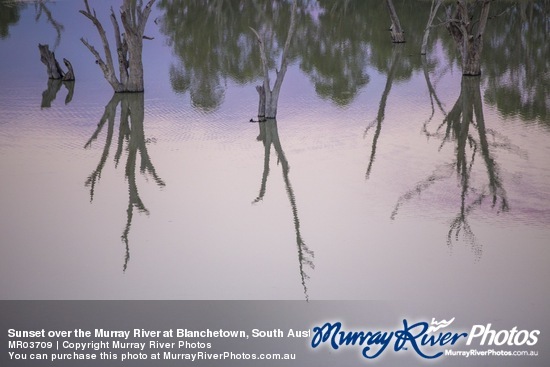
left=0, top=1, right=548, bottom=303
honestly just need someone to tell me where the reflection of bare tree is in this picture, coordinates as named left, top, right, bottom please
left=84, top=93, right=165, bottom=271
left=392, top=76, right=520, bottom=259
left=250, top=0, right=297, bottom=119
left=364, top=44, right=402, bottom=180
left=253, top=118, right=315, bottom=301
left=421, top=56, right=447, bottom=135
left=35, top=0, right=64, bottom=49
left=40, top=78, right=74, bottom=108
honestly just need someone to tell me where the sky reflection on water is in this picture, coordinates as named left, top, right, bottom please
left=0, top=1, right=549, bottom=302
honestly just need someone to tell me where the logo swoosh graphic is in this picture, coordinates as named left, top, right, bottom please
left=427, top=317, right=456, bottom=333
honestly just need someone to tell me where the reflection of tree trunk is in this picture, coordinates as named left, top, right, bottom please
left=121, top=94, right=148, bottom=271
left=365, top=45, right=402, bottom=180
left=84, top=93, right=164, bottom=272
left=421, top=56, right=446, bottom=132
left=84, top=93, right=121, bottom=201
left=392, top=76, right=509, bottom=259
left=251, top=0, right=297, bottom=119
left=421, top=0, right=442, bottom=55
left=40, top=79, right=75, bottom=109
left=40, top=79, right=62, bottom=108
left=385, top=0, right=405, bottom=43
left=446, top=0, right=491, bottom=76
left=253, top=119, right=314, bottom=301
left=467, top=77, right=509, bottom=213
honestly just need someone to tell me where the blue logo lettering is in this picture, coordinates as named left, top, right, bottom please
left=311, top=319, right=468, bottom=360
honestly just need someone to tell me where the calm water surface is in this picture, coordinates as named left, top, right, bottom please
left=0, top=0, right=549, bottom=302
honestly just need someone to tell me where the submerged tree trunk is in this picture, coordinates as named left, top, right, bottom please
left=256, top=85, right=266, bottom=122
left=385, top=0, right=405, bottom=43
left=446, top=0, right=491, bottom=76
left=79, top=0, right=155, bottom=93
left=250, top=0, right=297, bottom=119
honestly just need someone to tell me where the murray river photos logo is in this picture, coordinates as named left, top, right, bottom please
left=310, top=318, right=540, bottom=360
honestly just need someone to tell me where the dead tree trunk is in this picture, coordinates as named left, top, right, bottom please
left=386, top=0, right=405, bottom=43
left=38, top=43, right=75, bottom=81
left=446, top=0, right=491, bottom=76
left=250, top=0, right=297, bottom=119
left=79, top=0, right=155, bottom=93
left=256, top=85, right=267, bottom=122
left=62, top=58, right=75, bottom=81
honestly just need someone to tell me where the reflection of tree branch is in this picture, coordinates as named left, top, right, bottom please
left=63, top=81, right=75, bottom=104
left=40, top=79, right=62, bottom=109
left=253, top=119, right=314, bottom=301
left=85, top=93, right=164, bottom=272
left=471, top=79, right=508, bottom=213
left=84, top=93, right=120, bottom=202
left=391, top=164, right=454, bottom=220
left=250, top=0, right=297, bottom=119
left=447, top=192, right=484, bottom=260
left=365, top=45, right=402, bottom=180
left=421, top=56, right=446, bottom=136
left=421, top=0, right=443, bottom=55
left=393, top=77, right=512, bottom=258
left=35, top=1, right=64, bottom=49
left=39, top=70, right=75, bottom=108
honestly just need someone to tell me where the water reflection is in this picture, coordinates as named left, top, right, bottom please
left=481, top=1, right=549, bottom=124
left=84, top=93, right=165, bottom=271
left=364, top=44, right=402, bottom=180
left=157, top=0, right=280, bottom=111
left=40, top=78, right=74, bottom=108
left=0, top=0, right=26, bottom=39
left=35, top=0, right=64, bottom=49
left=424, top=1, right=550, bottom=124
left=392, top=76, right=520, bottom=259
left=298, top=0, right=371, bottom=105
left=252, top=118, right=315, bottom=300
left=159, top=0, right=373, bottom=108
left=157, top=0, right=548, bottom=122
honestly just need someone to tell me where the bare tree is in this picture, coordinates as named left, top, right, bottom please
left=445, top=0, right=491, bottom=76
left=80, top=0, right=156, bottom=92
left=250, top=0, right=297, bottom=119
left=38, top=43, right=75, bottom=81
left=385, top=0, right=405, bottom=43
